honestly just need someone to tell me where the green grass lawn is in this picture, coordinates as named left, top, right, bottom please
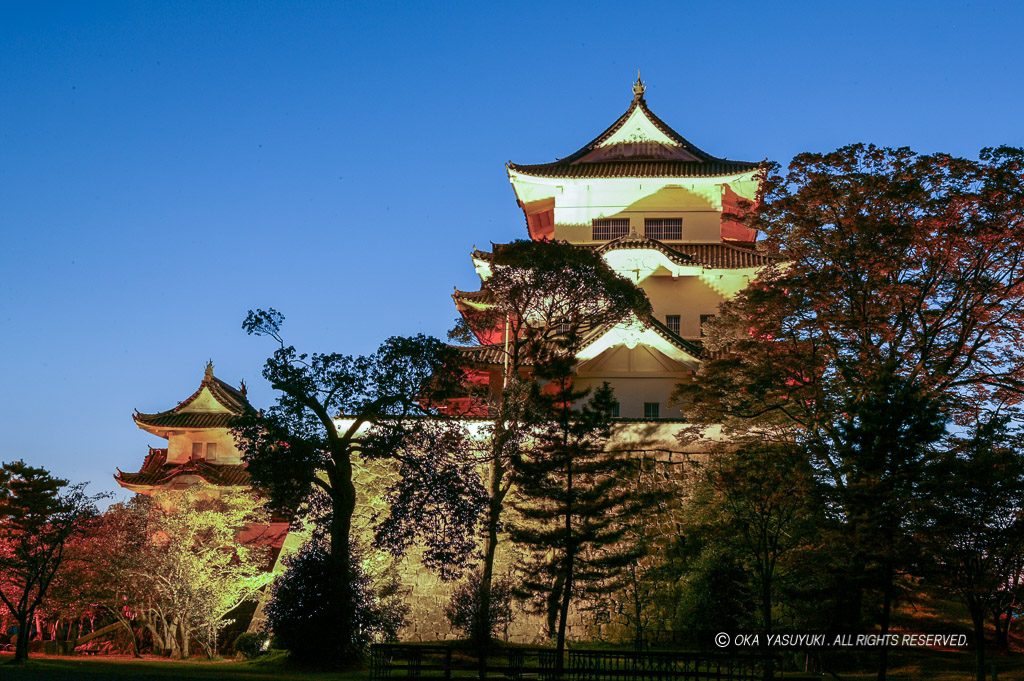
left=806, top=647, right=1024, bottom=681
left=0, top=654, right=369, bottom=681
left=2, top=588, right=1019, bottom=681
left=3, top=648, right=1023, bottom=681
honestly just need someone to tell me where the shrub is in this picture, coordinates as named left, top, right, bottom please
left=264, top=539, right=408, bottom=666
left=233, top=631, right=267, bottom=659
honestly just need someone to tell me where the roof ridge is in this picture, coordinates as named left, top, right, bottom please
left=508, top=96, right=755, bottom=172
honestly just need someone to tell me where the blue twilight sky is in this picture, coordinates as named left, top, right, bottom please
left=2, top=1, right=1023, bottom=504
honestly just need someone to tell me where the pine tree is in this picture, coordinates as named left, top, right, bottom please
left=510, top=349, right=646, bottom=672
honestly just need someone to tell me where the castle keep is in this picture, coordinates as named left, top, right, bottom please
left=349, top=78, right=774, bottom=642
left=456, top=76, right=772, bottom=422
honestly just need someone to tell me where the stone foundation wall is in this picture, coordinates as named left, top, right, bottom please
left=350, top=421, right=709, bottom=645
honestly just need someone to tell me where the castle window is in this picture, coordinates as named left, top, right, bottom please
left=191, top=442, right=203, bottom=459
left=644, top=218, right=682, bottom=240
left=206, top=443, right=218, bottom=461
left=700, top=314, right=716, bottom=337
left=592, top=218, right=629, bottom=240
left=666, top=315, right=680, bottom=335
left=644, top=402, right=660, bottom=418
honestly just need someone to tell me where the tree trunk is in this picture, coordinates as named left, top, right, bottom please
left=476, top=459, right=504, bottom=679
left=969, top=599, right=986, bottom=681
left=13, top=613, right=30, bottom=663
left=142, top=617, right=162, bottom=654
left=330, top=455, right=358, bottom=655
left=477, top=455, right=504, bottom=646
left=876, top=574, right=893, bottom=681
left=179, top=619, right=190, bottom=659
left=555, top=562, right=573, bottom=678
left=761, top=566, right=774, bottom=681
left=167, top=616, right=182, bottom=659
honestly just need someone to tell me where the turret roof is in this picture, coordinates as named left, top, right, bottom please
left=133, top=361, right=252, bottom=432
left=114, top=447, right=250, bottom=489
left=507, top=77, right=757, bottom=179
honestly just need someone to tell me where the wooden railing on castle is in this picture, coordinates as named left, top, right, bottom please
left=369, top=644, right=783, bottom=680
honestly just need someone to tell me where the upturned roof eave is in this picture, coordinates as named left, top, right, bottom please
left=506, top=161, right=759, bottom=180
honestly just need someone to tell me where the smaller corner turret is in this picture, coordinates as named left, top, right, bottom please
left=116, top=361, right=254, bottom=496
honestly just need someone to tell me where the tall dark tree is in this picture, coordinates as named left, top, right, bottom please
left=264, top=538, right=408, bottom=665
left=510, top=358, right=649, bottom=672
left=449, top=239, right=652, bottom=647
left=918, top=414, right=1024, bottom=681
left=0, top=461, right=103, bottom=663
left=233, top=310, right=485, bottom=663
left=675, top=144, right=1024, bottom=681
left=686, top=436, right=819, bottom=639
left=681, top=435, right=824, bottom=681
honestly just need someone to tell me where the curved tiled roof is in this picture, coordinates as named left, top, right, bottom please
left=475, top=240, right=779, bottom=271
left=134, top=364, right=253, bottom=430
left=133, top=412, right=239, bottom=429
left=645, top=317, right=704, bottom=358
left=452, top=288, right=495, bottom=308
left=507, top=96, right=757, bottom=179
left=457, top=344, right=508, bottom=367
left=455, top=316, right=702, bottom=368
left=595, top=234, right=697, bottom=266
left=115, top=460, right=251, bottom=488
left=670, top=242, right=779, bottom=269
left=509, top=160, right=758, bottom=179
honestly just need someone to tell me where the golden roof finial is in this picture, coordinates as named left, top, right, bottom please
left=632, top=70, right=646, bottom=101
left=204, top=360, right=214, bottom=380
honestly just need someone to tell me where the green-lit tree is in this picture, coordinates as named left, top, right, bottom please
left=60, top=491, right=272, bottom=658
left=0, top=461, right=104, bottom=663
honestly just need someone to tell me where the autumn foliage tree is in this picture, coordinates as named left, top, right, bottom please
left=0, top=461, right=103, bottom=662
left=57, top=491, right=272, bottom=659
left=676, top=144, right=1024, bottom=680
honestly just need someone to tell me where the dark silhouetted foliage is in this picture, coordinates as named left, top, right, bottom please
left=444, top=570, right=514, bottom=642
left=675, top=144, right=1024, bottom=680
left=264, top=539, right=406, bottom=666
left=233, top=631, right=268, bottom=659
left=234, top=310, right=484, bottom=658
left=918, top=415, right=1024, bottom=681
